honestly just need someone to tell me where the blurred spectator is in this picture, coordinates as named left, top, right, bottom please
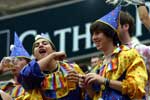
left=118, top=11, right=150, bottom=99
left=90, top=56, right=101, bottom=70
left=79, top=64, right=89, bottom=73
left=0, top=33, right=31, bottom=99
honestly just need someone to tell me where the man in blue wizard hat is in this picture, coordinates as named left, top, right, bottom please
left=10, top=32, right=31, bottom=62
left=79, top=6, right=147, bottom=100
left=0, top=32, right=31, bottom=99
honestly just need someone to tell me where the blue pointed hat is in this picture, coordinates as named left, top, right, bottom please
left=97, top=6, right=121, bottom=31
left=10, top=32, right=30, bottom=60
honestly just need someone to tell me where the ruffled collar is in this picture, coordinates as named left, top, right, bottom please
left=42, top=61, right=76, bottom=90
left=99, top=45, right=130, bottom=76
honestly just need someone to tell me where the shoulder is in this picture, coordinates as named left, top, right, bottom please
left=60, top=61, right=84, bottom=74
left=118, top=45, right=140, bottom=60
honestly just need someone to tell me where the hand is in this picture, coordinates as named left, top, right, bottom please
left=105, top=0, right=145, bottom=6
left=105, top=0, right=119, bottom=5
left=67, top=70, right=79, bottom=83
left=1, top=57, right=14, bottom=68
left=0, top=57, right=15, bottom=73
left=125, top=0, right=145, bottom=5
left=85, top=73, right=105, bottom=86
left=52, top=51, right=66, bottom=61
left=78, top=74, right=86, bottom=88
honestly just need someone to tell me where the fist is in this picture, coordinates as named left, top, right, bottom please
left=52, top=51, right=66, bottom=61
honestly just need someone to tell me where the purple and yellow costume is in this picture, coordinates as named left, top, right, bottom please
left=18, top=60, right=84, bottom=100
left=90, top=45, right=148, bottom=100
left=0, top=81, right=25, bottom=99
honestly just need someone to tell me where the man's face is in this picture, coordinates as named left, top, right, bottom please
left=33, top=38, right=54, bottom=60
left=91, top=57, right=100, bottom=67
left=12, top=57, right=28, bottom=76
left=92, top=31, right=113, bottom=51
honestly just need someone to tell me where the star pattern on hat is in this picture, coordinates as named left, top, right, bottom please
left=97, top=6, right=121, bottom=31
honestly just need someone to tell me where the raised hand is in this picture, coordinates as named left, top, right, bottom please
left=0, top=57, right=16, bottom=73
left=104, top=0, right=145, bottom=6
left=52, top=51, right=67, bottom=61
left=105, top=0, right=119, bottom=5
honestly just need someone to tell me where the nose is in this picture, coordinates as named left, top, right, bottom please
left=92, top=33, right=97, bottom=41
left=39, top=42, right=44, bottom=48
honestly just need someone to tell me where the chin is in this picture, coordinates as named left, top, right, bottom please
left=37, top=56, right=44, bottom=60
left=40, top=53, right=48, bottom=57
left=96, top=47, right=102, bottom=50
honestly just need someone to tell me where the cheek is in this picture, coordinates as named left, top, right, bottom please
left=21, top=61, right=27, bottom=66
left=46, top=46, right=54, bottom=53
left=33, top=49, right=39, bottom=55
left=91, top=34, right=95, bottom=40
left=17, top=62, right=22, bottom=67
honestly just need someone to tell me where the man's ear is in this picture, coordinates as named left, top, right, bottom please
left=123, top=24, right=129, bottom=30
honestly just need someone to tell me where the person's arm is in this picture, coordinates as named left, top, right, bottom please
left=85, top=73, right=122, bottom=98
left=85, top=49, right=147, bottom=99
left=37, top=51, right=66, bottom=71
left=19, top=59, right=45, bottom=90
left=109, top=80, right=122, bottom=91
left=19, top=51, right=66, bottom=90
left=121, top=49, right=148, bottom=99
left=138, top=5, right=150, bottom=31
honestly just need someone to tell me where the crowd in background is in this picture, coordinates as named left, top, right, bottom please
left=0, top=0, right=150, bottom=100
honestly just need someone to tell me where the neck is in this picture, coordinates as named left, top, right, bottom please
left=103, top=43, right=115, bottom=58
left=121, top=32, right=131, bottom=44
left=47, top=60, right=58, bottom=72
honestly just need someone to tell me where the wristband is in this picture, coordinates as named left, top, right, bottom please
left=104, top=78, right=110, bottom=87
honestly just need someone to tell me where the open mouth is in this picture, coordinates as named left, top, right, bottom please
left=39, top=49, right=46, bottom=54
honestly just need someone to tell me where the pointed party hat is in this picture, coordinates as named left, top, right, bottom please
left=97, top=6, right=121, bottom=31
left=10, top=32, right=30, bottom=60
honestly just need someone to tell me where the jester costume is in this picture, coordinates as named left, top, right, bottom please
left=0, top=32, right=30, bottom=100
left=87, top=45, right=147, bottom=100
left=0, top=80, right=25, bottom=99
left=18, top=60, right=84, bottom=100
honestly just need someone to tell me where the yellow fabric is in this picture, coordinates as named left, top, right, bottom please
left=92, top=45, right=148, bottom=100
left=42, top=62, right=83, bottom=98
left=16, top=62, right=84, bottom=100
left=0, top=81, right=25, bottom=99
left=16, top=89, right=43, bottom=100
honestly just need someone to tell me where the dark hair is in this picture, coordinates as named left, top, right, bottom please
left=17, top=57, right=31, bottom=63
left=119, top=11, right=134, bottom=36
left=90, top=21, right=121, bottom=46
left=24, top=58, right=31, bottom=63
